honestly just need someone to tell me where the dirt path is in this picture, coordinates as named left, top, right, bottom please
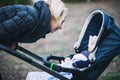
left=0, top=1, right=120, bottom=80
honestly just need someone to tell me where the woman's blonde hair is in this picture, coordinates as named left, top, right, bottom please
left=44, top=0, right=68, bottom=21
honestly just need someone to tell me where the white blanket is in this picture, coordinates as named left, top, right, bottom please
left=26, top=72, right=72, bottom=80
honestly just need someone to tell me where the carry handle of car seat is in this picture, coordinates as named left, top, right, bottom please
left=43, top=55, right=81, bottom=74
left=43, top=55, right=64, bottom=72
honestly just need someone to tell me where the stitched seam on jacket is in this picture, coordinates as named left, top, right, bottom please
left=1, top=23, right=12, bottom=39
left=17, top=11, right=29, bottom=29
left=12, top=18, right=20, bottom=33
left=17, top=11, right=35, bottom=40
left=12, top=5, right=21, bottom=33
left=0, top=8, right=4, bottom=22
left=1, top=8, right=9, bottom=21
left=26, top=6, right=37, bottom=23
left=19, top=7, right=38, bottom=40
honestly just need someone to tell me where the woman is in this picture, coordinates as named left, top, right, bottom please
left=0, top=0, right=68, bottom=45
left=0, top=0, right=68, bottom=79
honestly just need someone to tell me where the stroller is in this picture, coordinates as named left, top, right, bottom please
left=0, top=9, right=120, bottom=80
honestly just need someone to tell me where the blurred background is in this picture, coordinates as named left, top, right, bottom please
left=0, top=0, right=120, bottom=80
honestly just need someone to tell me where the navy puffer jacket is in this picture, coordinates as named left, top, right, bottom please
left=0, top=0, right=51, bottom=44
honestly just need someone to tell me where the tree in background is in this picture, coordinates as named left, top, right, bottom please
left=0, top=0, right=33, bottom=7
left=64, top=0, right=85, bottom=2
left=0, top=0, right=16, bottom=7
left=15, top=0, right=33, bottom=5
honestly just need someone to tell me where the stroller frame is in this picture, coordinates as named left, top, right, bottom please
left=0, top=44, right=70, bottom=80
left=0, top=44, right=97, bottom=80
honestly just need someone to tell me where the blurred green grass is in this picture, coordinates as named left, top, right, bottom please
left=100, top=73, right=120, bottom=80
left=99, top=56, right=120, bottom=80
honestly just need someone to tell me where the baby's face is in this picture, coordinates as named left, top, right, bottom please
left=50, top=16, right=66, bottom=33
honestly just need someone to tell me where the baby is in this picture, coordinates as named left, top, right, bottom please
left=61, top=50, right=93, bottom=71
left=60, top=35, right=98, bottom=70
left=26, top=35, right=98, bottom=80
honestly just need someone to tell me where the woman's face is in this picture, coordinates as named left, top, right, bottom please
left=50, top=16, right=65, bottom=33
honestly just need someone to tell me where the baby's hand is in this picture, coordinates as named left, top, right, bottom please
left=60, top=60, right=73, bottom=68
left=64, top=57, right=72, bottom=62
left=60, top=57, right=73, bottom=68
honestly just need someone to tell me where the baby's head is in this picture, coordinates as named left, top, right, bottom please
left=44, top=0, right=68, bottom=32
left=72, top=50, right=91, bottom=69
left=61, top=51, right=91, bottom=69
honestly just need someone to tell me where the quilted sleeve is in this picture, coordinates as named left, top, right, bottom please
left=0, top=10, right=37, bottom=42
